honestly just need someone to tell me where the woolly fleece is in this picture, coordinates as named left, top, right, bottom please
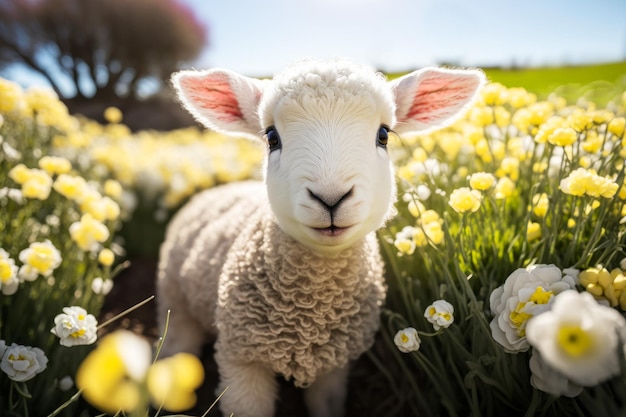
left=157, top=180, right=386, bottom=387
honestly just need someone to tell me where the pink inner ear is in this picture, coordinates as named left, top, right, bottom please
left=406, top=75, right=476, bottom=124
left=180, top=73, right=243, bottom=123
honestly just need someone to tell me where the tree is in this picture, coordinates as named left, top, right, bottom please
left=0, top=0, right=207, bottom=103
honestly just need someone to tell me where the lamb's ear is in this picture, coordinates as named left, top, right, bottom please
left=390, top=67, right=485, bottom=135
left=172, top=69, right=265, bottom=140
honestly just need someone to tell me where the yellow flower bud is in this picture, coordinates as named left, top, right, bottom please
left=586, top=283, right=603, bottom=297
left=604, top=284, right=618, bottom=307
left=98, top=249, right=115, bottom=267
left=613, top=271, right=626, bottom=290
left=578, top=269, right=598, bottom=286
left=469, top=172, right=496, bottom=191
left=103, top=106, right=123, bottom=124
left=597, top=267, right=612, bottom=288
left=620, top=291, right=626, bottom=311
left=608, top=117, right=625, bottom=138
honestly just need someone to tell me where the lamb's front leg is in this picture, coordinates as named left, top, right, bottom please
left=304, top=365, right=350, bottom=417
left=215, top=352, right=278, bottom=417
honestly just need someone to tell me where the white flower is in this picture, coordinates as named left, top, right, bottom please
left=0, top=249, right=19, bottom=295
left=58, top=375, right=74, bottom=391
left=528, top=350, right=583, bottom=398
left=394, top=327, right=421, bottom=353
left=0, top=187, right=24, bottom=204
left=51, top=306, right=98, bottom=347
left=526, top=290, right=626, bottom=386
left=18, top=240, right=62, bottom=278
left=424, top=300, right=455, bottom=330
left=489, top=264, right=576, bottom=353
left=91, top=277, right=114, bottom=295
left=415, top=184, right=431, bottom=201
left=0, top=340, right=48, bottom=382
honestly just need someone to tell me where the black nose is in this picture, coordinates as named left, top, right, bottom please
left=308, top=187, right=353, bottom=212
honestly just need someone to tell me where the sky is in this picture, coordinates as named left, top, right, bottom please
left=181, top=0, right=626, bottom=76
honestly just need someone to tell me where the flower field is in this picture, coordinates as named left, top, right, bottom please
left=1, top=70, right=626, bottom=416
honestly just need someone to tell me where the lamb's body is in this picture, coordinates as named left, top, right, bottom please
left=158, top=58, right=484, bottom=417
left=158, top=180, right=385, bottom=387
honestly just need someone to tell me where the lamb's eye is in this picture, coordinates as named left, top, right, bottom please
left=265, top=126, right=282, bottom=152
left=377, top=125, right=389, bottom=148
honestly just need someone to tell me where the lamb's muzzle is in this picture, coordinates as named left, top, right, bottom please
left=157, top=58, right=485, bottom=417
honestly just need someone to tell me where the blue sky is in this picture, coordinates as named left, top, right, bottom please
left=183, top=0, right=626, bottom=76
left=4, top=0, right=625, bottom=90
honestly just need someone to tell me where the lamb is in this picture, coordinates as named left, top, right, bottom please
left=157, top=58, right=485, bottom=417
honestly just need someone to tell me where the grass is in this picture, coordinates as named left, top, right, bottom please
left=483, top=61, right=626, bottom=94
left=389, top=60, right=626, bottom=106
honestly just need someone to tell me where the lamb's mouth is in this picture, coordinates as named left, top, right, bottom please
left=312, top=225, right=351, bottom=237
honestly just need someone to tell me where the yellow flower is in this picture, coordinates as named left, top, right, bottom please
left=98, top=248, right=115, bottom=267
left=532, top=193, right=549, bottom=218
left=526, top=102, right=554, bottom=126
left=474, top=139, right=493, bottom=163
left=506, top=87, right=536, bottom=108
left=24, top=87, right=73, bottom=130
left=419, top=209, right=441, bottom=225
left=581, top=130, right=602, bottom=153
left=38, top=156, right=72, bottom=176
left=493, top=106, right=511, bottom=127
left=412, top=228, right=428, bottom=247
left=77, top=188, right=120, bottom=222
left=69, top=214, right=110, bottom=251
left=469, top=107, right=494, bottom=127
left=559, top=168, right=618, bottom=198
left=591, top=110, right=614, bottom=125
left=18, top=240, right=62, bottom=278
left=21, top=169, right=53, bottom=200
left=9, top=164, right=53, bottom=200
left=0, top=248, right=19, bottom=295
left=412, top=147, right=427, bottom=162
left=76, top=331, right=152, bottom=414
left=566, top=110, right=593, bottom=132
left=527, top=221, right=542, bottom=242
left=469, top=172, right=496, bottom=191
left=53, top=174, right=89, bottom=201
left=8, top=164, right=31, bottom=184
left=146, top=353, right=204, bottom=411
left=394, top=237, right=415, bottom=255
left=423, top=221, right=444, bottom=245
left=481, top=83, right=507, bottom=106
left=608, top=117, right=625, bottom=138
left=449, top=187, right=482, bottom=214
left=407, top=199, right=426, bottom=218
left=497, top=157, right=520, bottom=180
left=104, top=179, right=123, bottom=199
left=104, top=106, right=123, bottom=124
left=494, top=177, right=516, bottom=199
left=0, top=78, right=25, bottom=113
left=548, top=127, right=578, bottom=147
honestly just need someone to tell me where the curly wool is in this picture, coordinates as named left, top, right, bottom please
left=159, top=180, right=386, bottom=387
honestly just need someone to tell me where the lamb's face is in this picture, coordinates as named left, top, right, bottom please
left=172, top=58, right=485, bottom=254
left=259, top=66, right=397, bottom=253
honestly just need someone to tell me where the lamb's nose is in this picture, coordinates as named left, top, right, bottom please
left=308, top=187, right=353, bottom=211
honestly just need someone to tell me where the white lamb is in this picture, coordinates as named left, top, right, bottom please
left=157, top=58, right=484, bottom=417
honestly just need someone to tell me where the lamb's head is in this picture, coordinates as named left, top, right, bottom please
left=173, top=59, right=485, bottom=254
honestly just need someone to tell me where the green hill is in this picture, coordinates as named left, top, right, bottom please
left=483, top=60, right=626, bottom=98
